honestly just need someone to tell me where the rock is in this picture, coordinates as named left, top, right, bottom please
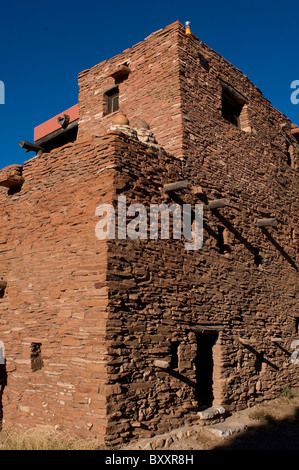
left=197, top=406, right=226, bottom=420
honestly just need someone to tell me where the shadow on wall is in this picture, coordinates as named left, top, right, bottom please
left=212, top=406, right=299, bottom=450
left=170, top=191, right=298, bottom=270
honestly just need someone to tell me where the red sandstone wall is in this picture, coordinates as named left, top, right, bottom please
left=97, top=29, right=299, bottom=443
left=78, top=21, right=184, bottom=158
left=0, top=21, right=298, bottom=446
left=0, top=135, right=119, bottom=438
left=177, top=31, right=299, bottom=407
left=102, top=129, right=298, bottom=445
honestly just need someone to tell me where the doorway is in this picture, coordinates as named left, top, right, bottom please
left=195, top=332, right=219, bottom=408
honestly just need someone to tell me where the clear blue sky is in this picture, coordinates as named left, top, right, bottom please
left=0, top=0, right=298, bottom=169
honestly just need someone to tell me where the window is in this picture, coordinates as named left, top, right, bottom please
left=217, top=226, right=225, bottom=254
left=254, top=248, right=263, bottom=267
left=105, top=86, right=119, bottom=115
left=170, top=342, right=180, bottom=369
left=220, top=81, right=248, bottom=129
left=31, top=343, right=43, bottom=372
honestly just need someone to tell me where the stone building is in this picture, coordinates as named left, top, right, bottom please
left=0, top=21, right=298, bottom=445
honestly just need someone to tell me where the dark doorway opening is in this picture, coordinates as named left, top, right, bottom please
left=195, top=332, right=218, bottom=408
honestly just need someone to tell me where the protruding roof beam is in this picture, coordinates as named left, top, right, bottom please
left=257, top=218, right=278, bottom=228
left=163, top=180, right=188, bottom=193
left=208, top=198, right=230, bottom=210
left=239, top=337, right=256, bottom=346
left=19, top=140, right=44, bottom=156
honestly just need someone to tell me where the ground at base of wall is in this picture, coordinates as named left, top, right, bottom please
left=124, top=389, right=299, bottom=451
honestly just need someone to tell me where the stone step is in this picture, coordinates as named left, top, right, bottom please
left=207, top=422, right=248, bottom=438
left=197, top=406, right=226, bottom=420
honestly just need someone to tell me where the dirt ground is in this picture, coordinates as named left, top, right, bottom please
left=124, top=391, right=299, bottom=451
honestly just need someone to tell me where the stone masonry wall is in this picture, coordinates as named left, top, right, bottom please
left=102, top=126, right=298, bottom=444
left=99, top=26, right=299, bottom=444
left=78, top=21, right=184, bottom=158
left=0, top=21, right=298, bottom=446
left=0, top=134, right=119, bottom=438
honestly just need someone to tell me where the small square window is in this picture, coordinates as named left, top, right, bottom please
left=222, top=90, right=244, bottom=127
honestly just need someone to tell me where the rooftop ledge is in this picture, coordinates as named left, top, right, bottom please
left=34, top=104, right=79, bottom=142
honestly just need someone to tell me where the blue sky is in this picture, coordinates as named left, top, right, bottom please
left=0, top=0, right=298, bottom=168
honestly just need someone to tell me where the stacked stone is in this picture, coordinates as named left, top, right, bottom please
left=0, top=20, right=298, bottom=447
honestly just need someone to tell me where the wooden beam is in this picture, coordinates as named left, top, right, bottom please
left=191, top=325, right=224, bottom=334
left=271, top=337, right=283, bottom=343
left=163, top=180, right=188, bottom=193
left=19, top=140, right=44, bottom=154
left=208, top=198, right=230, bottom=210
left=257, top=218, right=278, bottom=228
left=239, top=337, right=256, bottom=346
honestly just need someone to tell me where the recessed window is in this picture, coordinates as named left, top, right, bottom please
left=31, top=343, right=43, bottom=372
left=170, top=342, right=180, bottom=369
left=220, top=82, right=248, bottom=129
left=254, top=248, right=263, bottom=267
left=222, top=90, right=244, bottom=127
left=217, top=226, right=225, bottom=254
left=104, top=86, right=119, bottom=115
left=295, top=318, right=299, bottom=334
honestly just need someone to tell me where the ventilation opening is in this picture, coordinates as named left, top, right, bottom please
left=255, top=352, right=264, bottom=373
left=295, top=318, right=299, bottom=334
left=217, top=226, right=225, bottom=254
left=221, top=82, right=247, bottom=129
left=104, top=86, right=119, bottom=115
left=170, top=341, right=180, bottom=369
left=31, top=343, right=43, bottom=372
left=195, top=332, right=219, bottom=408
left=254, top=248, right=263, bottom=267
